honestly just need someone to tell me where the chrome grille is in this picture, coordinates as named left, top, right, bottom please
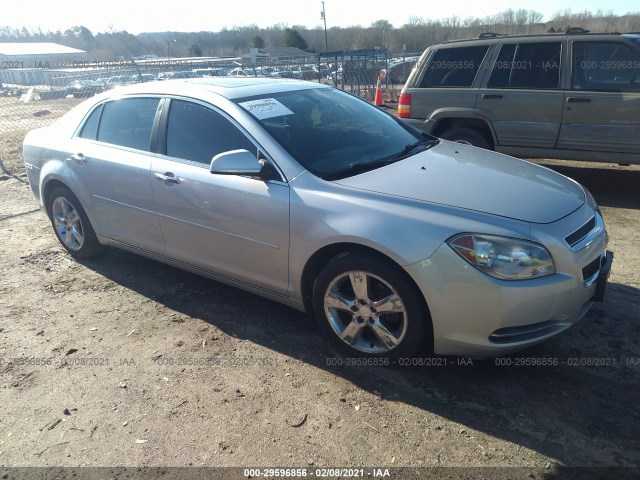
left=566, top=215, right=596, bottom=247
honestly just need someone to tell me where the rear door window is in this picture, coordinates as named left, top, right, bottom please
left=420, top=46, right=490, bottom=87
left=96, top=98, right=160, bottom=151
left=488, top=42, right=562, bottom=89
left=572, top=41, right=640, bottom=91
left=78, top=104, right=103, bottom=140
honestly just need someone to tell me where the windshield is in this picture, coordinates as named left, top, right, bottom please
left=236, top=87, right=436, bottom=179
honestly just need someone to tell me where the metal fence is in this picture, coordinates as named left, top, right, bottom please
left=0, top=50, right=421, bottom=176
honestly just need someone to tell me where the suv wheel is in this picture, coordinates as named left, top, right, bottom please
left=441, top=126, right=492, bottom=150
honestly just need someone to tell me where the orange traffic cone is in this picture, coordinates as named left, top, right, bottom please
left=374, top=77, right=383, bottom=106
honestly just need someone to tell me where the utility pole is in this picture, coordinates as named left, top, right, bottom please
left=167, top=38, right=176, bottom=62
left=321, top=1, right=328, bottom=51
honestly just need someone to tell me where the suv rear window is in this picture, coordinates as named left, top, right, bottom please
left=572, top=41, right=640, bottom=91
left=488, top=42, right=562, bottom=89
left=419, top=46, right=490, bottom=88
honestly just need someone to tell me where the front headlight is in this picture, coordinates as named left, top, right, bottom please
left=448, top=234, right=555, bottom=280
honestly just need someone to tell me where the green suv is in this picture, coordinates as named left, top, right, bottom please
left=398, top=30, right=640, bottom=165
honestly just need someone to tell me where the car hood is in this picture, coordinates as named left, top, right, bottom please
left=333, top=141, right=585, bottom=224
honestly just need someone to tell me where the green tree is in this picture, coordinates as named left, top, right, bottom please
left=251, top=35, right=265, bottom=48
left=282, top=28, right=308, bottom=50
left=188, top=43, right=202, bottom=56
left=62, top=25, right=94, bottom=50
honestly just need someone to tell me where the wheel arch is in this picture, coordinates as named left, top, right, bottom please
left=300, top=242, right=433, bottom=345
left=42, top=178, right=74, bottom=219
left=432, top=117, right=496, bottom=149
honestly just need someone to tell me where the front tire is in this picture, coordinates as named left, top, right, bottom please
left=312, top=253, right=430, bottom=358
left=47, top=185, right=103, bottom=259
left=441, top=126, right=492, bottom=150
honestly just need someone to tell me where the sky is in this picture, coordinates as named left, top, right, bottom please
left=6, top=0, right=639, bottom=34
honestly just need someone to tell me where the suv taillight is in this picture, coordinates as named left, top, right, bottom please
left=398, top=93, right=411, bottom=118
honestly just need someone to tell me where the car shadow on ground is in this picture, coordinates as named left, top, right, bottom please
left=78, top=247, right=640, bottom=473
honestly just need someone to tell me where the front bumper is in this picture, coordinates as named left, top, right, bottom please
left=405, top=241, right=612, bottom=358
left=590, top=250, right=613, bottom=302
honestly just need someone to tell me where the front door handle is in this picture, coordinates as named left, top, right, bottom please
left=154, top=172, right=181, bottom=184
left=567, top=97, right=591, bottom=103
left=68, top=153, right=87, bottom=165
left=482, top=94, right=503, bottom=99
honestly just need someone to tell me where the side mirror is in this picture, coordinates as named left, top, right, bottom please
left=210, top=149, right=262, bottom=176
left=210, top=149, right=280, bottom=181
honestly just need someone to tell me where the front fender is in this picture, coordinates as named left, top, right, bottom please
left=287, top=172, right=530, bottom=301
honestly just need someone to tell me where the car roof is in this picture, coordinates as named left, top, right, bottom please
left=109, top=77, right=327, bottom=100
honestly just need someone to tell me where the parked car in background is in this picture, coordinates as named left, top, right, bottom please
left=275, top=67, right=297, bottom=79
left=104, top=75, right=133, bottom=89
left=210, top=68, right=230, bottom=77
left=399, top=30, right=640, bottom=165
left=386, top=57, right=419, bottom=84
left=130, top=73, right=156, bottom=83
left=193, top=68, right=230, bottom=77
left=63, top=80, right=104, bottom=98
left=328, top=67, right=342, bottom=83
left=253, top=66, right=280, bottom=77
left=23, top=78, right=611, bottom=359
left=288, top=67, right=317, bottom=80
left=228, top=68, right=251, bottom=77
left=159, top=71, right=199, bottom=80
left=313, top=64, right=331, bottom=78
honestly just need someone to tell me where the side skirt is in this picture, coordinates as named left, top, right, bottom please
left=97, top=235, right=307, bottom=313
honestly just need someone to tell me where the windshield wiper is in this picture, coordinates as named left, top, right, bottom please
left=324, top=137, right=438, bottom=181
left=387, top=138, right=438, bottom=162
left=324, top=159, right=392, bottom=180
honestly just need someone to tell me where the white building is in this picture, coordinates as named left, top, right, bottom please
left=0, top=43, right=87, bottom=87
left=0, top=42, right=87, bottom=65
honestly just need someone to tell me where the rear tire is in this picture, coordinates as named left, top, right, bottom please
left=47, top=185, right=103, bottom=259
left=312, top=253, right=430, bottom=359
left=441, top=126, right=492, bottom=150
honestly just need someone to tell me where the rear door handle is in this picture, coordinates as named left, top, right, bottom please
left=154, top=172, right=181, bottom=184
left=482, top=94, right=503, bottom=99
left=567, top=97, right=591, bottom=103
left=68, top=153, right=87, bottom=165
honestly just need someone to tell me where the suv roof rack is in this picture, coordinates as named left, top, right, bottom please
left=444, top=30, right=625, bottom=44
left=479, top=32, right=506, bottom=39
left=565, top=27, right=590, bottom=34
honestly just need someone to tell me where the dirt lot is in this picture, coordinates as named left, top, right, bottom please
left=0, top=97, right=84, bottom=176
left=0, top=96, right=639, bottom=477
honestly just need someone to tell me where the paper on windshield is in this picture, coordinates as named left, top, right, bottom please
left=239, top=98, right=294, bottom=120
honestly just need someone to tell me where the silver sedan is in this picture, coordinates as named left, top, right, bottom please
left=23, top=78, right=612, bottom=358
